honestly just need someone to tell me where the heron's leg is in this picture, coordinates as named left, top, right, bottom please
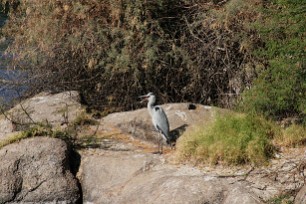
left=160, top=140, right=163, bottom=154
left=157, top=132, right=163, bottom=154
left=153, top=132, right=161, bottom=154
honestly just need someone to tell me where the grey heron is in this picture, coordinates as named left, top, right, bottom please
left=139, top=92, right=171, bottom=153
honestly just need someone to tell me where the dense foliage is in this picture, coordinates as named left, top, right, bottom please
left=241, top=0, right=305, bottom=122
left=0, top=0, right=304, bottom=120
left=0, top=0, right=259, bottom=112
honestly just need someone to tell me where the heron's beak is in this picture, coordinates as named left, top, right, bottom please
left=138, top=94, right=147, bottom=98
left=139, top=95, right=149, bottom=103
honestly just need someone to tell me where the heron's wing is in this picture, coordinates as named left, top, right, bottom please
left=152, top=106, right=170, bottom=140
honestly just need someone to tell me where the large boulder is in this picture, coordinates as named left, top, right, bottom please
left=0, top=91, right=83, bottom=142
left=0, top=137, right=81, bottom=203
left=100, top=103, right=227, bottom=145
left=78, top=149, right=262, bottom=204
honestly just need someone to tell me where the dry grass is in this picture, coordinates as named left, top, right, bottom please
left=274, top=124, right=306, bottom=147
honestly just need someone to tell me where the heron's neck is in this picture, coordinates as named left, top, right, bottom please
left=147, top=98, right=155, bottom=116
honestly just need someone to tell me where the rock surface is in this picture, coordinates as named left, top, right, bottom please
left=295, top=184, right=306, bottom=204
left=0, top=137, right=80, bottom=203
left=93, top=103, right=305, bottom=203
left=0, top=91, right=83, bottom=142
left=78, top=146, right=305, bottom=204
left=0, top=91, right=305, bottom=204
left=78, top=149, right=262, bottom=204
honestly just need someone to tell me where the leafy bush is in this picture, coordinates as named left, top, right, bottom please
left=240, top=0, right=306, bottom=122
left=0, top=0, right=260, bottom=111
left=176, top=113, right=277, bottom=166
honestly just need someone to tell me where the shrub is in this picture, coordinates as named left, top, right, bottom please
left=176, top=113, right=277, bottom=166
left=240, top=0, right=306, bottom=122
left=241, top=58, right=305, bottom=120
left=0, top=0, right=260, bottom=111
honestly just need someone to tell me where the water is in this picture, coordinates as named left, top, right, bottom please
left=0, top=11, right=19, bottom=104
left=0, top=69, right=25, bottom=104
left=0, top=50, right=26, bottom=104
left=1, top=11, right=29, bottom=105
left=0, top=11, right=6, bottom=27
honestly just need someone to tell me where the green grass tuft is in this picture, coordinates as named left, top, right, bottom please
left=0, top=132, right=29, bottom=148
left=268, top=193, right=294, bottom=204
left=176, top=113, right=277, bottom=166
left=0, top=124, right=75, bottom=149
left=0, top=124, right=52, bottom=148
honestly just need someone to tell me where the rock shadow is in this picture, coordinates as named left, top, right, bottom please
left=170, top=124, right=188, bottom=143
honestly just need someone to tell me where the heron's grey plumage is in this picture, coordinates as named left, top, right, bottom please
left=152, top=106, right=170, bottom=143
left=140, top=92, right=171, bottom=152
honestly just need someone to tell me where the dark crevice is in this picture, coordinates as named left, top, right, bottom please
left=68, top=146, right=83, bottom=204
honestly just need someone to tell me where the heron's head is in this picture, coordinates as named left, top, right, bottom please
left=139, top=92, right=155, bottom=103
